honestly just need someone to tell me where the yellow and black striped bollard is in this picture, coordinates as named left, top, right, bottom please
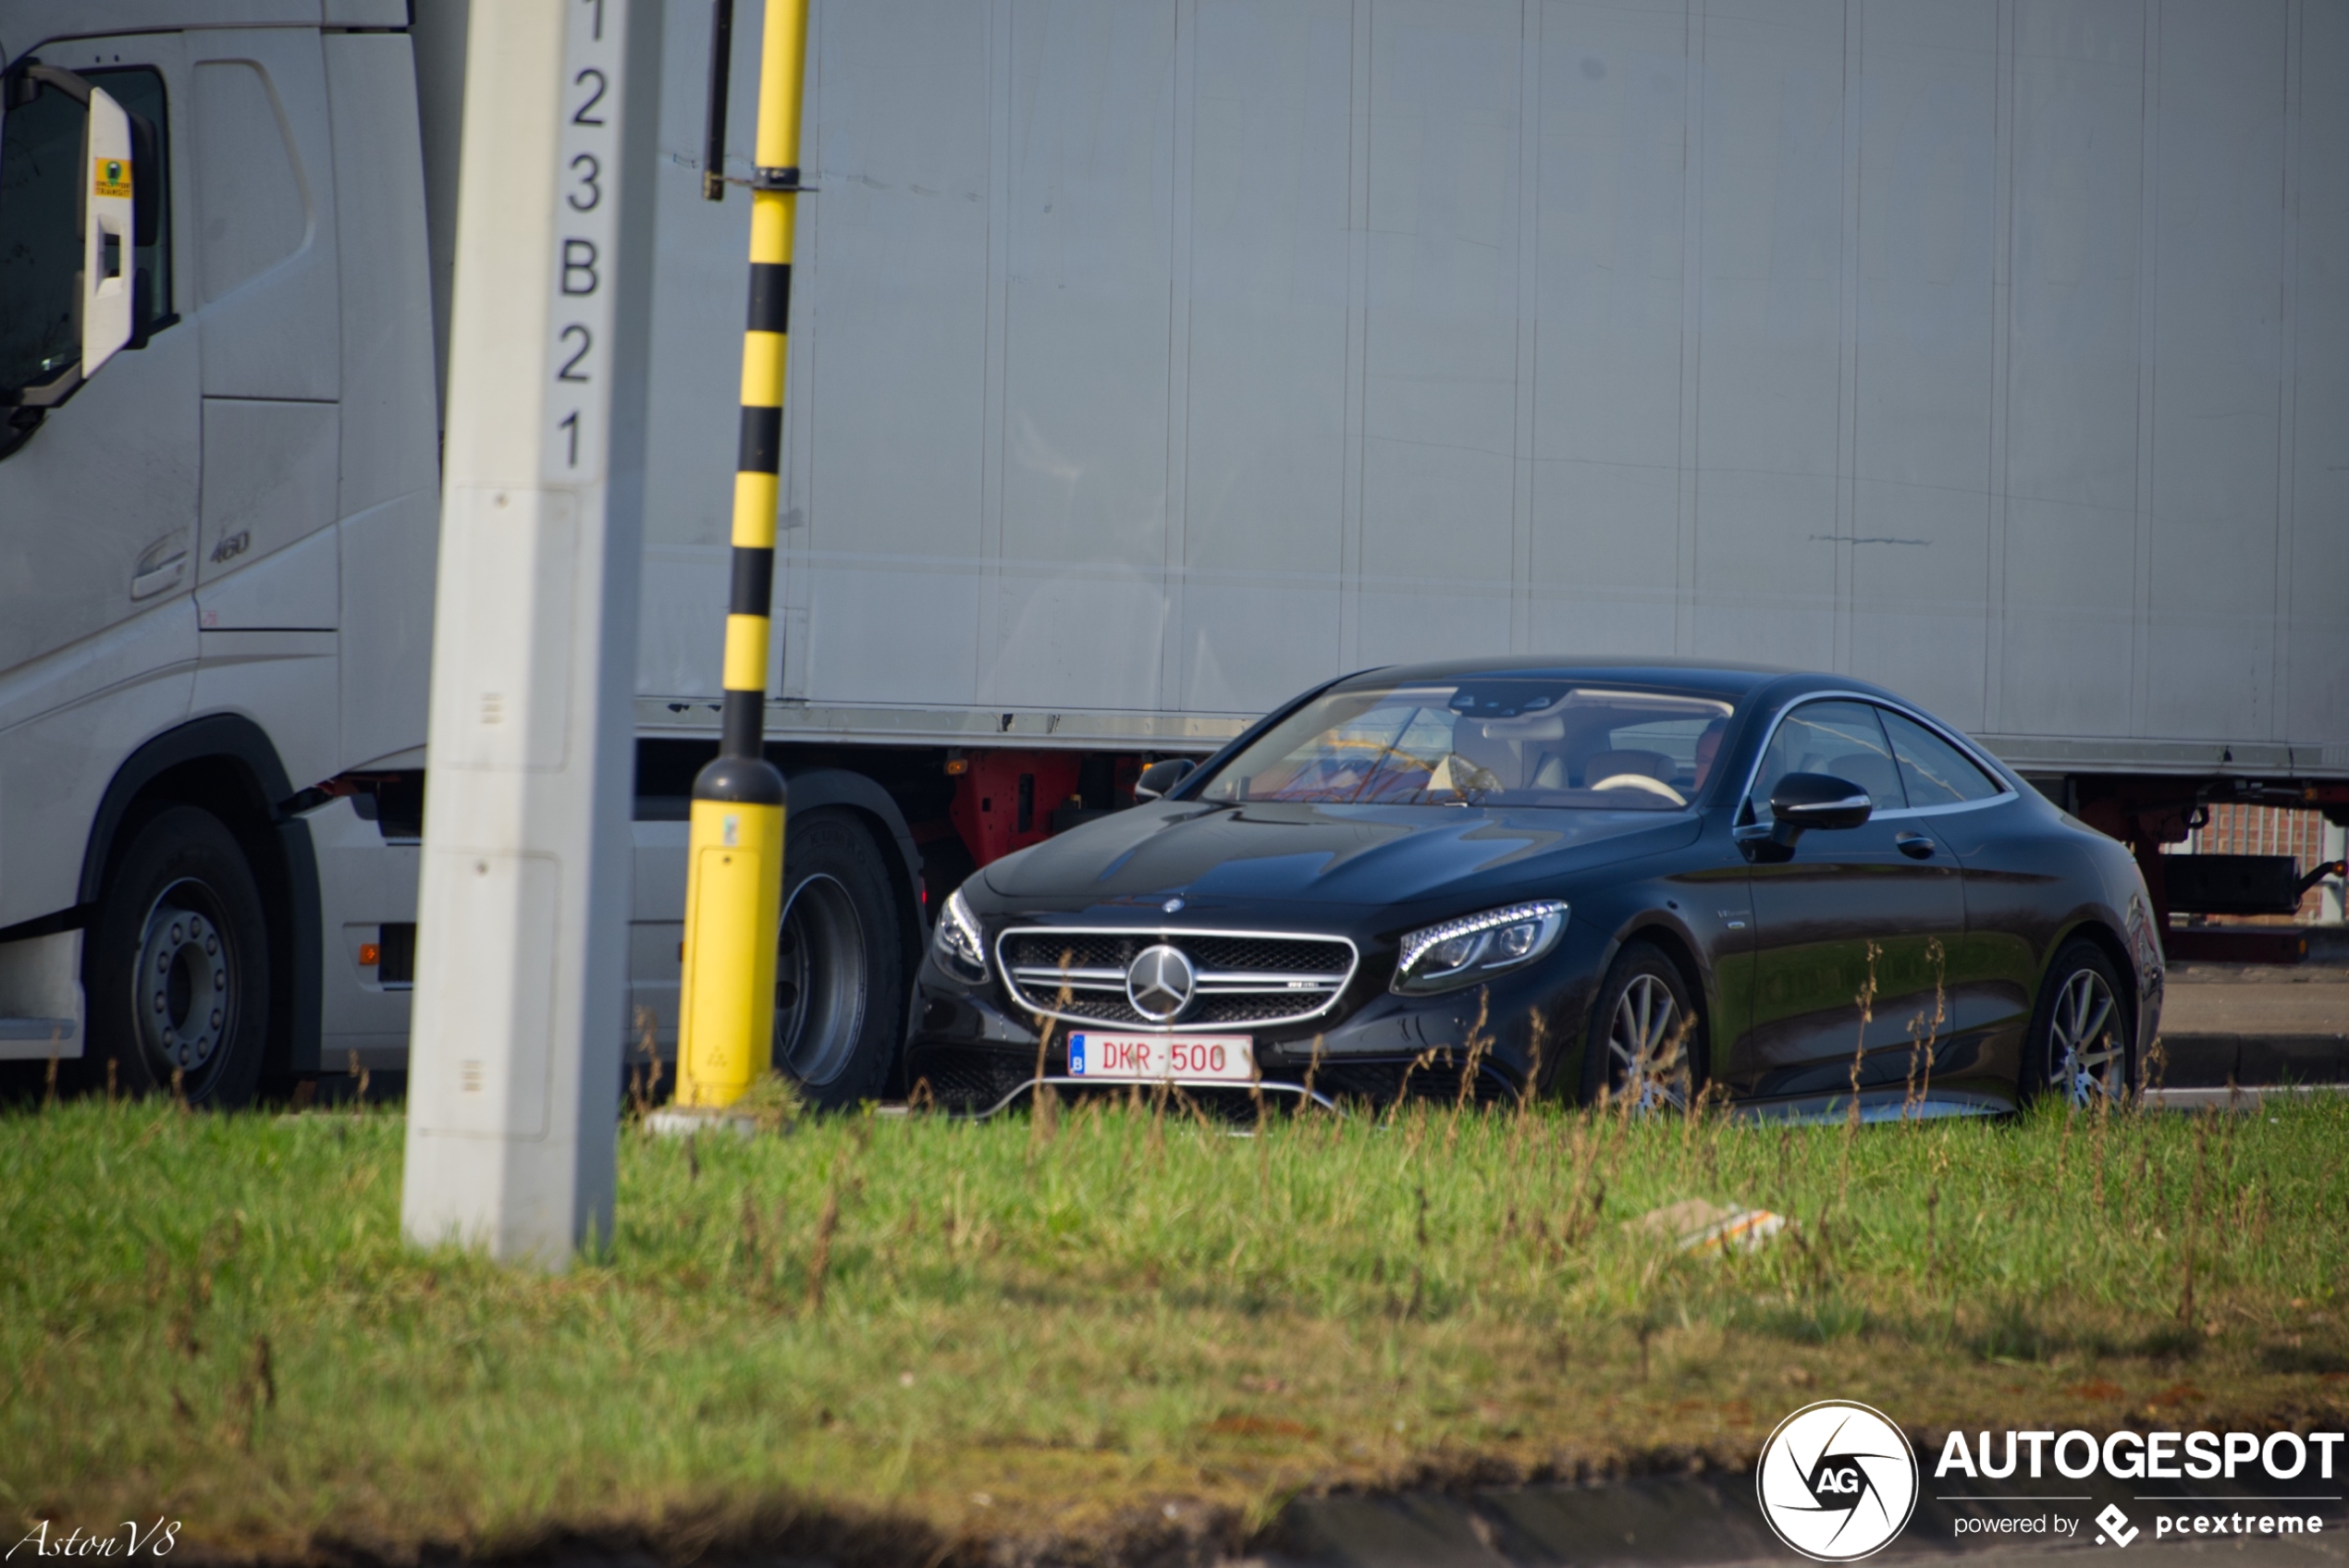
left=675, top=0, right=808, bottom=1109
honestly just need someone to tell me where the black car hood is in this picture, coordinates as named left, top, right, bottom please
left=979, top=800, right=1703, bottom=914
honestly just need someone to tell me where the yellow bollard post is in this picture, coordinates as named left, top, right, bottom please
left=672, top=0, right=808, bottom=1110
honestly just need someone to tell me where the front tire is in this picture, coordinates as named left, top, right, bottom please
left=2023, top=937, right=2133, bottom=1109
left=83, top=806, right=272, bottom=1108
left=773, top=810, right=905, bottom=1109
left=1580, top=940, right=1700, bottom=1112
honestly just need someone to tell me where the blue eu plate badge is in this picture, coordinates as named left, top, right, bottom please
left=1067, top=1035, right=1087, bottom=1074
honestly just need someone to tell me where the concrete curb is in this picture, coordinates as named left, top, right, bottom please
left=2152, top=1035, right=2349, bottom=1089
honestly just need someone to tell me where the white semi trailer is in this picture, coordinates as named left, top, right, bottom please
left=2, top=0, right=2343, bottom=1104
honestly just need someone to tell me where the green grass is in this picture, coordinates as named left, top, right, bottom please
left=4, top=1089, right=2346, bottom=1562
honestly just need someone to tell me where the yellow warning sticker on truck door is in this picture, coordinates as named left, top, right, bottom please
left=92, top=158, right=132, bottom=199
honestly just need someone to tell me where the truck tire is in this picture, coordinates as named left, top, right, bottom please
left=774, top=809, right=904, bottom=1109
left=2022, top=937, right=2133, bottom=1109
left=82, top=805, right=272, bottom=1108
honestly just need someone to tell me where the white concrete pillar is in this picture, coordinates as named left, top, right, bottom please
left=400, top=0, right=661, bottom=1268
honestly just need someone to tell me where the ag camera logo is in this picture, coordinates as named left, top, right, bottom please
left=1757, top=1400, right=1920, bottom=1561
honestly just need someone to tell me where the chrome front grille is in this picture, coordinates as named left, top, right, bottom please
left=997, top=928, right=1358, bottom=1030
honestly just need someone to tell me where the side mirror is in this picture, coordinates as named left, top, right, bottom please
left=0, top=65, right=140, bottom=423
left=1734, top=772, right=1872, bottom=860
left=80, top=85, right=138, bottom=379
left=1131, top=757, right=1196, bottom=803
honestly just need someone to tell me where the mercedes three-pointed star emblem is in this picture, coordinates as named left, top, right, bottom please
left=1125, top=943, right=1195, bottom=1022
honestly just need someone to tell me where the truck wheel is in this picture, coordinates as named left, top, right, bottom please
left=2023, top=937, right=2133, bottom=1109
left=774, top=810, right=904, bottom=1109
left=83, top=806, right=272, bottom=1108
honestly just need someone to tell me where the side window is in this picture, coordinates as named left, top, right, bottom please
left=1879, top=708, right=2004, bottom=807
left=0, top=64, right=172, bottom=397
left=0, top=78, right=83, bottom=392
left=1752, top=700, right=1906, bottom=816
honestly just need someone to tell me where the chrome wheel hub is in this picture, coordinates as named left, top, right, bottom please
left=133, top=885, right=231, bottom=1074
left=2048, top=968, right=2124, bottom=1107
left=1607, top=973, right=1689, bottom=1114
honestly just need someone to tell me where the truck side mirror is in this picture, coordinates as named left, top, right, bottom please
left=1132, top=757, right=1195, bottom=803
left=0, top=63, right=141, bottom=447
left=80, top=84, right=138, bottom=379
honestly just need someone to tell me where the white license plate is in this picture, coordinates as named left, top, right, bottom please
left=1066, top=1033, right=1255, bottom=1083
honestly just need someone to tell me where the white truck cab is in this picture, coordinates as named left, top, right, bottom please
left=0, top=4, right=439, bottom=1099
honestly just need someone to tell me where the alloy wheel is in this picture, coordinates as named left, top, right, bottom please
left=2047, top=967, right=2125, bottom=1107
left=1606, top=972, right=1690, bottom=1114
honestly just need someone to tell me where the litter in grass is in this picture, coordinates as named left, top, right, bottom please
left=1626, top=1197, right=1789, bottom=1254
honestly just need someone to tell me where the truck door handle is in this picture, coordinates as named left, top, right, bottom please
left=1895, top=831, right=1937, bottom=860
left=129, top=550, right=186, bottom=600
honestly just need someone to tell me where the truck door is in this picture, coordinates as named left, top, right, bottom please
left=0, top=42, right=200, bottom=683
left=0, top=39, right=203, bottom=930
left=1733, top=699, right=1969, bottom=1102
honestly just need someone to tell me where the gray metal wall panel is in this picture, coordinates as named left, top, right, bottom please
left=1689, top=0, right=1844, bottom=671
left=614, top=0, right=2344, bottom=773
left=1529, top=0, right=1686, bottom=661
left=2000, top=0, right=2146, bottom=739
left=986, top=0, right=1178, bottom=711
left=803, top=0, right=990, bottom=707
left=1177, top=0, right=1352, bottom=714
left=2145, top=0, right=2288, bottom=741
left=2290, top=0, right=2349, bottom=752
left=1847, top=0, right=1998, bottom=729
left=1355, top=0, right=1523, bottom=668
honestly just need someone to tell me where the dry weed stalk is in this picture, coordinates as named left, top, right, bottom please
left=1389, top=1047, right=1439, bottom=1123
left=1456, top=989, right=1494, bottom=1111
left=806, top=1187, right=842, bottom=1312
left=1835, top=940, right=1882, bottom=1212
left=2178, top=1111, right=2214, bottom=1326
left=1900, top=938, right=1947, bottom=1120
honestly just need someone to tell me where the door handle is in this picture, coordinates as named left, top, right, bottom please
left=1895, top=831, right=1937, bottom=860
left=130, top=535, right=188, bottom=601
left=129, top=552, right=186, bottom=600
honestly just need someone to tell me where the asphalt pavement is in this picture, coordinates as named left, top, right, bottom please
left=1256, top=1474, right=2347, bottom=1567
left=2154, top=929, right=2348, bottom=1091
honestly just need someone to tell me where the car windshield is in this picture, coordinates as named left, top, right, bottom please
left=1197, top=680, right=1734, bottom=810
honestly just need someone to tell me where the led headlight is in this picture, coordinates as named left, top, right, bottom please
left=1391, top=900, right=1568, bottom=995
left=931, top=885, right=989, bottom=984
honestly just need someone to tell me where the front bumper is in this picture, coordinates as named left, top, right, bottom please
left=905, top=927, right=1613, bottom=1111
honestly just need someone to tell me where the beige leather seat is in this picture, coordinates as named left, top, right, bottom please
left=1580, top=749, right=1675, bottom=787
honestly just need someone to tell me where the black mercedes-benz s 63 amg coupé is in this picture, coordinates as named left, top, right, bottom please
left=905, top=659, right=2163, bottom=1118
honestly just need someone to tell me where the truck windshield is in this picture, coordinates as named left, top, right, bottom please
left=1196, top=680, right=1733, bottom=810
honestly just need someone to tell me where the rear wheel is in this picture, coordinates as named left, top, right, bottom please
left=83, top=806, right=272, bottom=1108
left=1581, top=941, right=1700, bottom=1112
left=774, top=810, right=904, bottom=1109
left=2024, top=938, right=2132, bottom=1109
